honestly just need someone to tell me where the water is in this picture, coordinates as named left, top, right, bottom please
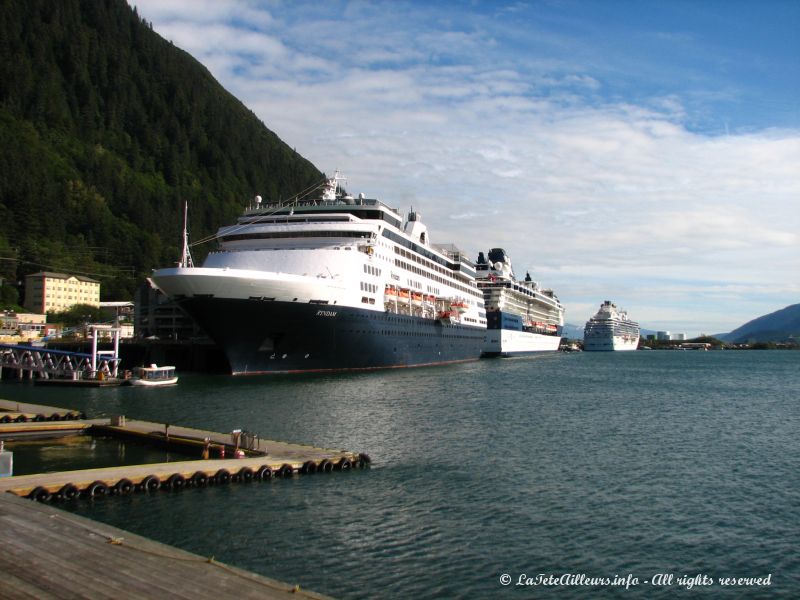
left=7, top=436, right=198, bottom=476
left=1, top=351, right=798, bottom=598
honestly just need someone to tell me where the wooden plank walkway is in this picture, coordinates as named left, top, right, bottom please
left=0, top=417, right=367, bottom=498
left=0, top=492, right=333, bottom=599
left=0, top=398, right=84, bottom=422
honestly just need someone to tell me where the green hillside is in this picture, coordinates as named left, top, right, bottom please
left=0, top=0, right=322, bottom=302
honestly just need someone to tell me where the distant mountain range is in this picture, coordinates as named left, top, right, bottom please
left=717, top=303, right=800, bottom=344
left=562, top=303, right=800, bottom=343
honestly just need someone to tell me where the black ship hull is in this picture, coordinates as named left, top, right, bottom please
left=176, top=297, right=485, bottom=375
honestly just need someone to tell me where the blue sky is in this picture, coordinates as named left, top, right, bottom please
left=133, top=0, right=800, bottom=335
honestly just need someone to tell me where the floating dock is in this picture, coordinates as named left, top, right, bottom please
left=0, top=399, right=365, bottom=598
left=0, top=492, right=333, bottom=599
left=0, top=399, right=369, bottom=501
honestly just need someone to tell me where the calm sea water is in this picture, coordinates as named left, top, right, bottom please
left=2, top=350, right=798, bottom=599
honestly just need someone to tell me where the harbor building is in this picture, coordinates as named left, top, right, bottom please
left=24, top=272, right=100, bottom=314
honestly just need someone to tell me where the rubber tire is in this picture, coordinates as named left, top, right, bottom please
left=58, top=483, right=79, bottom=501
left=256, top=466, right=273, bottom=480
left=319, top=459, right=334, bottom=473
left=113, top=479, right=134, bottom=495
left=85, top=481, right=109, bottom=498
left=279, top=464, right=294, bottom=478
left=337, top=458, right=352, bottom=471
left=301, top=461, right=317, bottom=475
left=238, top=467, right=254, bottom=483
left=166, top=473, right=186, bottom=491
left=191, top=472, right=208, bottom=487
left=29, top=486, right=51, bottom=502
left=140, top=475, right=160, bottom=492
left=214, top=469, right=231, bottom=484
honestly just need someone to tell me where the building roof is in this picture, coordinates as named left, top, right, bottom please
left=27, top=272, right=100, bottom=284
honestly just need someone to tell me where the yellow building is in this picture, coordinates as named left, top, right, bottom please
left=24, top=272, right=100, bottom=314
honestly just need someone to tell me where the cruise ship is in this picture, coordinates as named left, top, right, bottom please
left=150, top=173, right=486, bottom=374
left=583, top=301, right=640, bottom=351
left=476, top=248, right=564, bottom=357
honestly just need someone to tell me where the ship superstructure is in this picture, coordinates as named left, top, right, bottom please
left=150, top=172, right=486, bottom=374
left=583, top=301, right=640, bottom=351
left=475, top=248, right=564, bottom=356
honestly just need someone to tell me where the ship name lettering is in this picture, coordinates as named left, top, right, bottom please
left=316, top=310, right=337, bottom=317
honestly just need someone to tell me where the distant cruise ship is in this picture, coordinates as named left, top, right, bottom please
left=150, top=172, right=486, bottom=374
left=476, top=248, right=564, bottom=357
left=583, top=301, right=640, bottom=351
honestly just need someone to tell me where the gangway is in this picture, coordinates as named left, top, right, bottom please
left=0, top=325, right=121, bottom=381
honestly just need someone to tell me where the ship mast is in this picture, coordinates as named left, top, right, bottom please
left=179, top=201, right=194, bottom=268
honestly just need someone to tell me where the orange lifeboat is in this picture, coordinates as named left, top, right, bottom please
left=450, top=299, right=468, bottom=313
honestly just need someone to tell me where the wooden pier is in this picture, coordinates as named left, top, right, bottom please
left=0, top=399, right=370, bottom=500
left=0, top=399, right=369, bottom=598
left=0, top=492, right=333, bottom=599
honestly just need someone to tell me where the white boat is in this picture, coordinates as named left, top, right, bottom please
left=583, top=301, right=640, bottom=351
left=127, top=364, right=178, bottom=386
left=149, top=172, right=487, bottom=374
left=476, top=248, right=565, bottom=357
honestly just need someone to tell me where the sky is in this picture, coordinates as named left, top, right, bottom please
left=132, top=0, right=800, bottom=336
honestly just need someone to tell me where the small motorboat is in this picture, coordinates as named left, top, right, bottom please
left=127, top=364, right=178, bottom=387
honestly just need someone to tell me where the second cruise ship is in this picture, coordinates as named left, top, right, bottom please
left=476, top=248, right=565, bottom=357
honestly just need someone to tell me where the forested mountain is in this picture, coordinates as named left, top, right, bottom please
left=0, top=0, right=322, bottom=301
left=719, top=304, right=800, bottom=344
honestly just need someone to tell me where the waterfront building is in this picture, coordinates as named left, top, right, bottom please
left=24, top=272, right=100, bottom=314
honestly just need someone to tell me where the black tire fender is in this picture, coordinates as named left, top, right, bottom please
left=215, top=469, right=231, bottom=484
left=29, top=486, right=51, bottom=502
left=113, top=479, right=134, bottom=495
left=85, top=481, right=109, bottom=498
left=140, top=475, right=160, bottom=492
left=166, top=473, right=186, bottom=490
left=58, top=483, right=79, bottom=501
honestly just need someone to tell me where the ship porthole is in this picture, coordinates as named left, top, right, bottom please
left=282, top=354, right=287, bottom=359
left=304, top=354, right=310, bottom=358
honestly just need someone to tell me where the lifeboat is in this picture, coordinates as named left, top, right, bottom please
left=398, top=288, right=411, bottom=302
left=384, top=285, right=397, bottom=297
left=450, top=299, right=468, bottom=314
left=411, top=292, right=423, bottom=306
left=425, top=294, right=436, bottom=304
left=437, top=310, right=456, bottom=323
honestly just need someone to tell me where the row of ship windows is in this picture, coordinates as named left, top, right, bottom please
left=221, top=231, right=373, bottom=242
left=341, top=329, right=480, bottom=339
left=394, top=259, right=479, bottom=299
left=364, top=264, right=382, bottom=276
left=394, top=245, right=459, bottom=279
left=360, top=282, right=379, bottom=293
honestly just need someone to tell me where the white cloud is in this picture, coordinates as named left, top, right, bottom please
left=133, top=0, right=800, bottom=336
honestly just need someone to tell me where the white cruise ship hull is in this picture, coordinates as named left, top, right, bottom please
left=483, top=328, right=561, bottom=357
left=583, top=336, right=639, bottom=352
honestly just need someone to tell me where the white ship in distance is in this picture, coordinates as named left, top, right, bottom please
left=583, top=300, right=640, bottom=351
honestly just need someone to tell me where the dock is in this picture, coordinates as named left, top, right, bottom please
left=0, top=492, right=332, bottom=599
left=0, top=400, right=365, bottom=598
left=0, top=399, right=369, bottom=500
